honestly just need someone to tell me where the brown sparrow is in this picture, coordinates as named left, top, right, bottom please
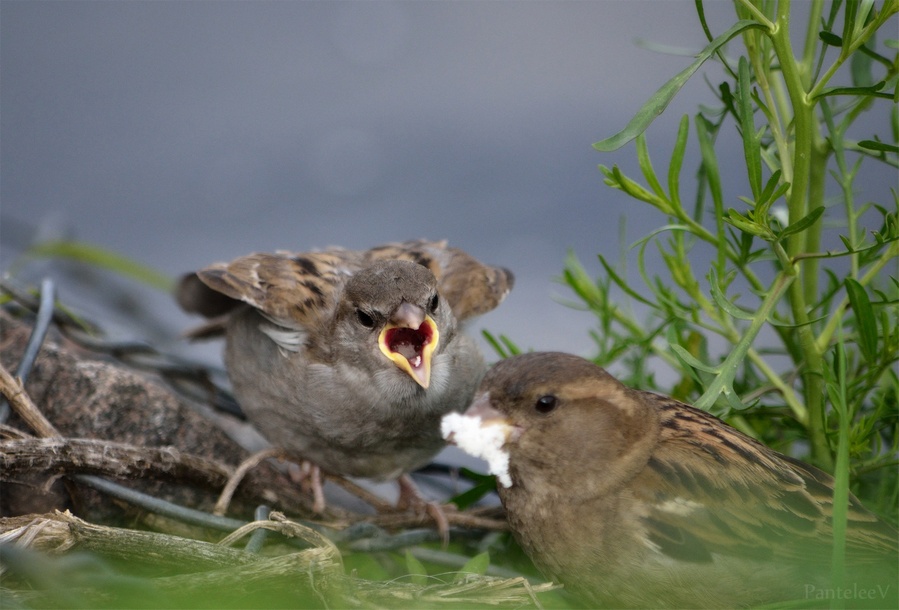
left=443, top=352, right=898, bottom=609
left=177, top=240, right=513, bottom=516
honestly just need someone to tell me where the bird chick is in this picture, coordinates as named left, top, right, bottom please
left=178, top=240, right=513, bottom=519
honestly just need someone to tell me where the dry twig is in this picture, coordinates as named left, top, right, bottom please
left=1, top=437, right=233, bottom=487
left=0, top=362, right=59, bottom=437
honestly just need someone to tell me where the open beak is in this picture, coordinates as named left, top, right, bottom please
left=378, top=302, right=439, bottom=389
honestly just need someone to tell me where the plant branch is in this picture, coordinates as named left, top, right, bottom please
left=768, top=0, right=832, bottom=469
left=747, top=348, right=809, bottom=425
left=694, top=271, right=795, bottom=412
left=815, top=238, right=899, bottom=352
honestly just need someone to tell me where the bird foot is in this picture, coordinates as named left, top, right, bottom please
left=288, top=460, right=326, bottom=514
left=397, top=473, right=452, bottom=546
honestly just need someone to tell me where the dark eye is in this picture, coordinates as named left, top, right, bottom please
left=535, top=395, right=557, bottom=414
left=428, top=294, right=439, bottom=313
left=356, top=309, right=375, bottom=328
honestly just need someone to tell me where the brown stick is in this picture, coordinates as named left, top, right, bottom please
left=366, top=509, right=508, bottom=532
left=213, top=448, right=283, bottom=515
left=1, top=437, right=233, bottom=487
left=0, top=363, right=60, bottom=437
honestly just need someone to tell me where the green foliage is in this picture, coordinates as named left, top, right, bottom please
left=18, top=239, right=176, bottom=292
left=405, top=550, right=431, bottom=586
left=481, top=330, right=523, bottom=359
left=567, top=0, right=899, bottom=530
left=456, top=552, right=491, bottom=580
left=449, top=467, right=501, bottom=510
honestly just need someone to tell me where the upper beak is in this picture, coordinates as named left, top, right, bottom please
left=445, top=392, right=518, bottom=445
left=462, top=392, right=507, bottom=424
left=378, top=302, right=439, bottom=389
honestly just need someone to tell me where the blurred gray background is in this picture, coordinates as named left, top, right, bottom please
left=1, top=1, right=892, bottom=362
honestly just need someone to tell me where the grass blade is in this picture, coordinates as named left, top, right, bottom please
left=593, top=20, right=767, bottom=151
left=25, top=240, right=175, bottom=292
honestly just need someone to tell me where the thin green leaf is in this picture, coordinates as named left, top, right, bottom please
left=726, top=209, right=774, bottom=241
left=25, top=240, right=175, bottom=292
left=819, top=30, right=844, bottom=46
left=667, top=115, right=691, bottom=211
left=608, top=166, right=672, bottom=211
left=717, top=81, right=738, bottom=119
left=633, top=38, right=699, bottom=57
left=892, top=100, right=899, bottom=141
left=779, top=206, right=826, bottom=240
left=852, top=0, right=875, bottom=42
left=858, top=140, right=899, bottom=153
left=694, top=113, right=727, bottom=276
left=405, top=551, right=429, bottom=587
left=716, top=385, right=750, bottom=415
left=694, top=0, right=714, bottom=43
left=851, top=31, right=876, bottom=87
left=738, top=57, right=762, bottom=200
left=811, top=82, right=889, bottom=101
left=448, top=481, right=495, bottom=511
left=497, top=335, right=522, bottom=356
left=858, top=42, right=895, bottom=70
left=482, top=330, right=511, bottom=359
left=636, top=133, right=667, bottom=199
left=563, top=253, right=605, bottom=306
left=842, top=0, right=859, bottom=51
left=449, top=468, right=497, bottom=510
left=845, top=278, right=878, bottom=364
left=479, top=332, right=523, bottom=358
left=456, top=552, right=490, bottom=580
left=760, top=174, right=791, bottom=209
left=593, top=20, right=767, bottom=151
left=597, top=255, right=654, bottom=306
left=709, top=269, right=756, bottom=320
left=670, top=344, right=720, bottom=374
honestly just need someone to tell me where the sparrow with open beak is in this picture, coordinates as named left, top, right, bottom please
left=177, top=240, right=513, bottom=522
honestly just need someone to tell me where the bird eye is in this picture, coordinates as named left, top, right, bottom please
left=535, top=395, right=557, bottom=414
left=356, top=309, right=375, bottom=328
left=429, top=294, right=439, bottom=313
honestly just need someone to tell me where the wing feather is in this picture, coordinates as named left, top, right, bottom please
left=177, top=240, right=513, bottom=329
left=365, top=239, right=514, bottom=321
left=634, top=396, right=898, bottom=566
left=182, top=249, right=361, bottom=330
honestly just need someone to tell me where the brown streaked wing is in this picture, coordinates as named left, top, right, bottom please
left=634, top=395, right=898, bottom=565
left=192, top=249, right=362, bottom=330
left=176, top=272, right=243, bottom=319
left=365, top=239, right=514, bottom=321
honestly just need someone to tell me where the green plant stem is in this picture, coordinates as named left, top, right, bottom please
left=799, top=1, right=824, bottom=85
left=804, top=132, right=828, bottom=306
left=735, top=0, right=776, bottom=29
left=827, top=338, right=851, bottom=602
left=749, top=44, right=792, bottom=185
left=769, top=1, right=832, bottom=468
left=747, top=348, right=808, bottom=424
left=821, top=98, right=860, bottom=278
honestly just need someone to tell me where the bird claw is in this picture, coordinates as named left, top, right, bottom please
left=397, top=474, right=452, bottom=546
left=289, top=460, right=326, bottom=514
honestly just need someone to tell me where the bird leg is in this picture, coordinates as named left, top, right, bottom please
left=397, top=474, right=451, bottom=546
left=288, top=460, right=326, bottom=514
